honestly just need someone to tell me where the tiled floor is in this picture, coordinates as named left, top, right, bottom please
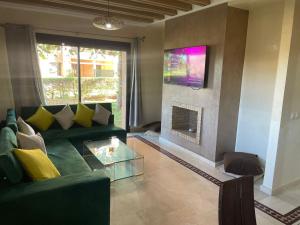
left=141, top=132, right=300, bottom=215
left=254, top=180, right=300, bottom=214
left=110, top=134, right=300, bottom=225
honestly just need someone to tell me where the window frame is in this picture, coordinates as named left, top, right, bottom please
left=36, top=33, right=132, bottom=131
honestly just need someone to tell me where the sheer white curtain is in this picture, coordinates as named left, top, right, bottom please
left=129, top=38, right=142, bottom=128
left=29, top=26, right=45, bottom=106
left=4, top=24, right=45, bottom=113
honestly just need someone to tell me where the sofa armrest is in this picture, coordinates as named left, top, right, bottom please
left=6, top=109, right=18, bottom=133
left=0, top=171, right=110, bottom=225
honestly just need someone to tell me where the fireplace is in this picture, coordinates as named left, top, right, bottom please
left=170, top=103, right=202, bottom=144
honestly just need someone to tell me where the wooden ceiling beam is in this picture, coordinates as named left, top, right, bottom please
left=2, top=0, right=212, bottom=24
left=83, top=0, right=178, bottom=16
left=48, top=0, right=165, bottom=19
left=129, top=0, right=193, bottom=12
left=36, top=0, right=164, bottom=19
left=178, top=0, right=210, bottom=6
left=5, top=0, right=154, bottom=23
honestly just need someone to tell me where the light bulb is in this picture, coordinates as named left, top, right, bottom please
left=105, top=23, right=112, bottom=29
left=93, top=16, right=124, bottom=30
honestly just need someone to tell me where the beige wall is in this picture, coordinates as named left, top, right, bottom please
left=0, top=6, right=164, bottom=125
left=162, top=4, right=228, bottom=161
left=0, top=27, right=14, bottom=120
left=232, top=0, right=300, bottom=194
left=140, top=22, right=164, bottom=126
left=217, top=7, right=248, bottom=159
left=271, top=0, right=300, bottom=190
left=162, top=4, right=248, bottom=162
left=235, top=1, right=284, bottom=164
left=250, top=0, right=300, bottom=194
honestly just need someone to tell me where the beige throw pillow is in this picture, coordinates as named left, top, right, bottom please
left=17, top=117, right=35, bottom=135
left=93, top=104, right=111, bottom=125
left=17, top=132, right=47, bottom=154
left=54, top=105, right=75, bottom=130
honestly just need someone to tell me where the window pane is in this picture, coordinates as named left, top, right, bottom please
left=79, top=48, right=126, bottom=128
left=37, top=44, right=79, bottom=105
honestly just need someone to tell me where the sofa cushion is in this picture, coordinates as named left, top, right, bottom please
left=21, top=103, right=114, bottom=130
left=54, top=105, right=74, bottom=130
left=93, top=103, right=111, bottom=125
left=41, top=125, right=126, bottom=142
left=46, top=139, right=91, bottom=176
left=17, top=132, right=47, bottom=154
left=17, top=117, right=35, bottom=135
left=0, top=127, right=23, bottom=185
left=26, top=106, right=55, bottom=131
left=74, top=103, right=95, bottom=128
left=14, top=149, right=60, bottom=181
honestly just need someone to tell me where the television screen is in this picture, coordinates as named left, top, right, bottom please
left=163, top=46, right=208, bottom=88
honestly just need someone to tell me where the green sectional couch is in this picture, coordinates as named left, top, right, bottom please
left=20, top=103, right=127, bottom=152
left=0, top=103, right=126, bottom=225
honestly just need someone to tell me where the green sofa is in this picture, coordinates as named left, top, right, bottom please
left=19, top=103, right=127, bottom=152
left=0, top=103, right=126, bottom=225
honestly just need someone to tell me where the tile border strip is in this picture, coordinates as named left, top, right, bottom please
left=129, top=136, right=300, bottom=225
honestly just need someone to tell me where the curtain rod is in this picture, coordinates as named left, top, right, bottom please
left=0, top=24, right=145, bottom=41
left=35, top=27, right=148, bottom=42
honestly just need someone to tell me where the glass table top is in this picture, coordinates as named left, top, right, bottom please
left=84, top=137, right=143, bottom=166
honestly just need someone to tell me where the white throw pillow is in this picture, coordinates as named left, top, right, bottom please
left=17, top=132, right=47, bottom=154
left=17, top=117, right=35, bottom=135
left=93, top=104, right=112, bottom=125
left=54, top=105, right=75, bottom=130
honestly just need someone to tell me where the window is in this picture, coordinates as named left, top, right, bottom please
left=37, top=44, right=79, bottom=105
left=37, top=41, right=128, bottom=128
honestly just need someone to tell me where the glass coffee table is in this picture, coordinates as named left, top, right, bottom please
left=83, top=137, right=144, bottom=181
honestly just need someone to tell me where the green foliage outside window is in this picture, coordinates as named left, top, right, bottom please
left=37, top=43, right=124, bottom=128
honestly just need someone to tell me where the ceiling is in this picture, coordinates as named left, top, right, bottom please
left=229, top=0, right=282, bottom=10
left=0, top=0, right=211, bottom=24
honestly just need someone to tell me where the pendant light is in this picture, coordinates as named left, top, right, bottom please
left=93, top=0, right=124, bottom=30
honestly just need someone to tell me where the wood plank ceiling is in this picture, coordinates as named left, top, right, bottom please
left=1, top=0, right=211, bottom=23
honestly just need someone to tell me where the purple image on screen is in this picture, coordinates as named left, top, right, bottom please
left=164, top=46, right=207, bottom=88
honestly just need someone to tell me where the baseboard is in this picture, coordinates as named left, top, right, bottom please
left=158, top=136, right=222, bottom=168
left=260, top=178, right=300, bottom=195
left=273, top=178, right=300, bottom=195
left=260, top=184, right=273, bottom=195
left=214, top=160, right=224, bottom=167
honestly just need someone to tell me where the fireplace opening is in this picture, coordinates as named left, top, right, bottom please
left=172, top=106, right=198, bottom=139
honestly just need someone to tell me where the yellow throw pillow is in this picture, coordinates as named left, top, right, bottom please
left=73, top=103, right=95, bottom=128
left=14, top=149, right=60, bottom=181
left=26, top=106, right=54, bottom=131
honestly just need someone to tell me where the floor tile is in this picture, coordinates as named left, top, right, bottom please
left=110, top=135, right=300, bottom=225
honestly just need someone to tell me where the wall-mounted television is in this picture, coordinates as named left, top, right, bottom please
left=163, top=46, right=208, bottom=88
